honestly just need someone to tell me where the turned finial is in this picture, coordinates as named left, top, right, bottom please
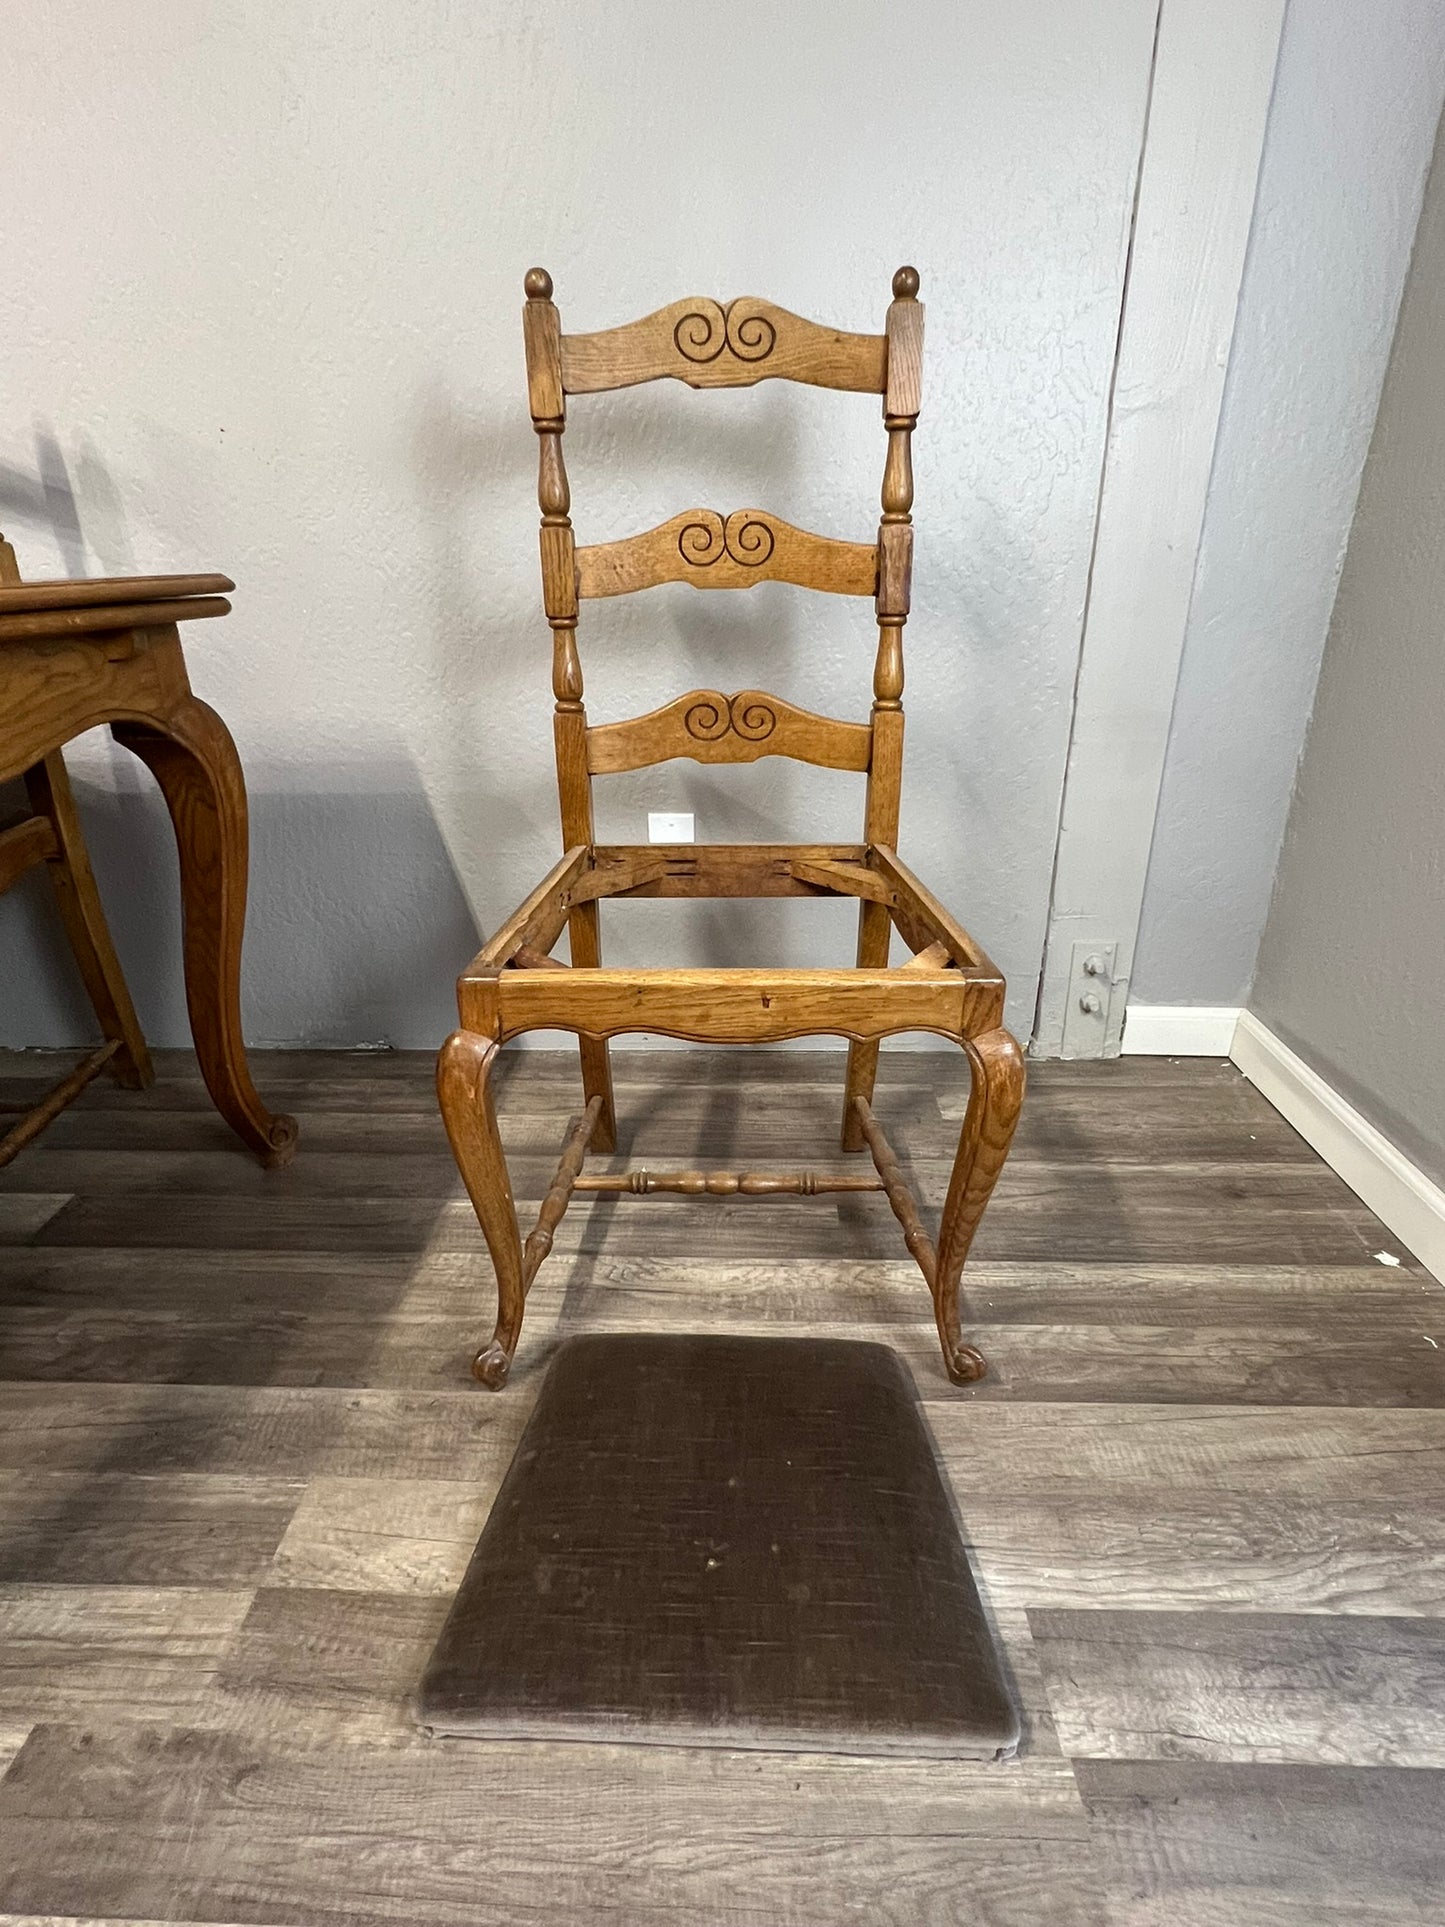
left=524, top=267, right=553, bottom=301
left=892, top=265, right=920, bottom=300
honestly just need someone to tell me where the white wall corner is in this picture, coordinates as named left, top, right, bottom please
left=1231, top=1010, right=1445, bottom=1284
left=1121, top=1004, right=1242, bottom=1056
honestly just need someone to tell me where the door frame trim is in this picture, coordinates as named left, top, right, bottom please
left=1033, top=0, right=1287, bottom=1057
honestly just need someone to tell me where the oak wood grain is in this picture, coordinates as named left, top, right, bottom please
left=0, top=1383, right=524, bottom=1479
left=0, top=1723, right=1100, bottom=1927
left=23, top=1157, right=1402, bottom=1272
left=0, top=1086, right=1324, bottom=1166
left=269, top=1476, right=503, bottom=1595
left=0, top=1048, right=1436, bottom=1923
left=560, top=295, right=888, bottom=395
left=1076, top=1759, right=1445, bottom=1925
left=958, top=1491, right=1445, bottom=1614
left=215, top=1587, right=453, bottom=1746
left=4, top=1294, right=1438, bottom=1410
left=0, top=1042, right=121, bottom=1169
left=0, top=572, right=233, bottom=614
left=585, top=688, right=872, bottom=775
left=23, top=753, right=150, bottom=1088
left=0, top=544, right=151, bottom=1156
left=0, top=1585, right=252, bottom=1725
left=1031, top=1610, right=1445, bottom=1766
left=0, top=1471, right=301, bottom=1587
left=0, top=539, right=292, bottom=1170
left=928, top=1400, right=1445, bottom=1494
left=0, top=814, right=56, bottom=891
left=449, top=266, right=1020, bottom=1378
left=479, top=966, right=1000, bottom=1046
left=0, top=596, right=231, bottom=642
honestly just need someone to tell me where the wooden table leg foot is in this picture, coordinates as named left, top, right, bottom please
left=112, top=697, right=298, bottom=1168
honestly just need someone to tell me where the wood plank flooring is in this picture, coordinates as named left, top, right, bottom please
left=0, top=1045, right=1441, bottom=1924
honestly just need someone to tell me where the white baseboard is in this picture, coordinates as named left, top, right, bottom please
left=1231, top=1010, right=1445, bottom=1283
left=1121, top=1005, right=1243, bottom=1056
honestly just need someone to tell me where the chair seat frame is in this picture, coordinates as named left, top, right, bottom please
left=439, top=268, right=1025, bottom=1389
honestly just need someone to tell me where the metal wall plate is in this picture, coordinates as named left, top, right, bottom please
left=1059, top=938, right=1119, bottom=1058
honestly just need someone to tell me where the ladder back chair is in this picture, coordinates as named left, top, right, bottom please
left=439, top=266, right=1025, bottom=1390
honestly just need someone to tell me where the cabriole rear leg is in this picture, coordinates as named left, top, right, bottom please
left=933, top=1027, right=1025, bottom=1384
left=841, top=900, right=892, bottom=1150
left=567, top=900, right=617, bottom=1152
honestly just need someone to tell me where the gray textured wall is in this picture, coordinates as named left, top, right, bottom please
left=1133, top=0, right=1445, bottom=1006
left=9, top=2, right=1445, bottom=1056
left=0, top=0, right=1161, bottom=1052
left=1250, top=106, right=1445, bottom=1188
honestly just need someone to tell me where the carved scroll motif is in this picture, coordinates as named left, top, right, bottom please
left=683, top=691, right=776, bottom=744
left=676, top=510, right=775, bottom=572
left=560, top=298, right=888, bottom=395
left=671, top=300, right=778, bottom=367
left=575, top=509, right=877, bottom=598
left=586, top=688, right=873, bottom=775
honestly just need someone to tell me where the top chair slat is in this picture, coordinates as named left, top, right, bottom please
left=559, top=296, right=888, bottom=396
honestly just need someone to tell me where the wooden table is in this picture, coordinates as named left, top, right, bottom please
left=0, top=551, right=297, bottom=1166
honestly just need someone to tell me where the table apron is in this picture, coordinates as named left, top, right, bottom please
left=0, top=628, right=189, bottom=783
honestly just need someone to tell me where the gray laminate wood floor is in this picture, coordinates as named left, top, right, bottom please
left=0, top=1046, right=1441, bottom=1925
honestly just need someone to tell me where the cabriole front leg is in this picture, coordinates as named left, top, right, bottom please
left=437, top=1029, right=526, bottom=1389
left=112, top=698, right=297, bottom=1167
left=934, top=1027, right=1025, bottom=1384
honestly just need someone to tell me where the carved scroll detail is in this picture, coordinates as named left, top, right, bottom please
left=561, top=298, right=886, bottom=394
left=683, top=692, right=776, bottom=744
left=671, top=300, right=778, bottom=367
left=576, top=509, right=876, bottom=599
left=670, top=302, right=726, bottom=364
left=675, top=510, right=775, bottom=572
left=587, top=689, right=872, bottom=775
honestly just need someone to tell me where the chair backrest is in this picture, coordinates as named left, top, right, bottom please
left=521, top=265, right=924, bottom=853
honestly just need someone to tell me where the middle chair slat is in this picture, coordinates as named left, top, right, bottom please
left=575, top=508, right=878, bottom=598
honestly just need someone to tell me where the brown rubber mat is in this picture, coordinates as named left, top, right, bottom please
left=416, top=1333, right=1018, bottom=1758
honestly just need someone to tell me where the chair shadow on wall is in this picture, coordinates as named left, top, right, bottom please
left=4, top=764, right=485, bottom=1050
left=1, top=426, right=485, bottom=1052
left=0, top=437, right=490, bottom=1586
left=0, top=429, right=87, bottom=577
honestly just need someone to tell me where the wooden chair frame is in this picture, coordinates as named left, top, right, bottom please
left=439, top=267, right=1025, bottom=1390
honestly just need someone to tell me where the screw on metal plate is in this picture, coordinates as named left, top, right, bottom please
left=1060, top=940, right=1120, bottom=1057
